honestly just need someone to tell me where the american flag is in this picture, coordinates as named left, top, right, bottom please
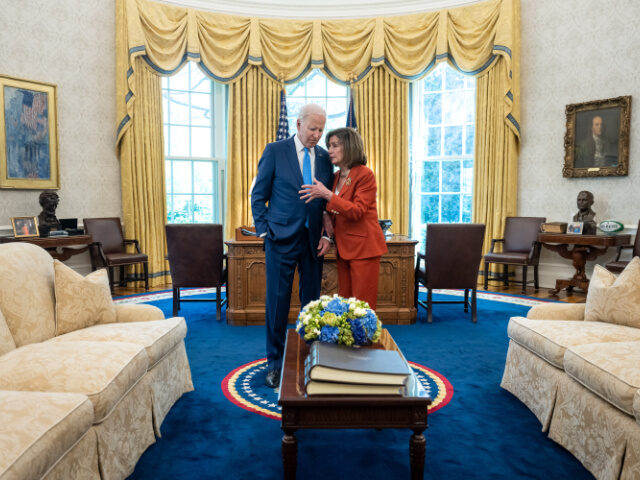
left=21, top=91, right=47, bottom=131
left=276, top=88, right=290, bottom=140
left=346, top=88, right=357, bottom=129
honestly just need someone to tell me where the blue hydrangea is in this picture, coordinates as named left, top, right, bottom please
left=319, top=325, right=339, bottom=343
left=349, top=318, right=368, bottom=345
left=298, top=325, right=306, bottom=339
left=362, top=311, right=378, bottom=336
left=324, top=297, right=349, bottom=316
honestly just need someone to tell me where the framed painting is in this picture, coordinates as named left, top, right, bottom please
left=11, top=216, right=39, bottom=237
left=0, top=75, right=59, bottom=189
left=563, top=96, right=631, bottom=178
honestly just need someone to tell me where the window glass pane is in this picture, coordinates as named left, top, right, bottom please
left=441, top=195, right=461, bottom=223
left=162, top=91, right=169, bottom=122
left=286, top=82, right=305, bottom=97
left=164, top=124, right=169, bottom=155
left=191, top=93, right=211, bottom=126
left=462, top=194, right=472, bottom=222
left=423, top=65, right=442, bottom=92
left=465, top=125, right=475, bottom=155
left=171, top=195, right=192, bottom=223
left=171, top=65, right=190, bottom=91
left=422, top=161, right=439, bottom=192
left=193, top=162, right=213, bottom=194
left=169, top=126, right=189, bottom=157
left=421, top=195, right=439, bottom=224
left=306, top=70, right=326, bottom=96
left=191, top=127, right=211, bottom=157
left=193, top=195, right=213, bottom=223
left=462, top=159, right=473, bottom=194
left=444, top=126, right=463, bottom=156
left=424, top=93, right=441, bottom=125
left=443, top=91, right=465, bottom=124
left=169, top=92, right=189, bottom=125
left=427, top=127, right=441, bottom=156
left=191, top=64, right=211, bottom=93
left=172, top=160, right=192, bottom=194
left=165, top=160, right=172, bottom=193
left=441, top=160, right=461, bottom=193
left=327, top=79, right=345, bottom=97
left=464, top=90, right=475, bottom=123
left=445, top=67, right=465, bottom=89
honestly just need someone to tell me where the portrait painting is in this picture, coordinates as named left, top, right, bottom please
left=0, top=75, right=59, bottom=189
left=563, top=96, right=631, bottom=178
left=11, top=216, right=39, bottom=238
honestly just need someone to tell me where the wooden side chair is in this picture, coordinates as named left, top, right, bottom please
left=414, top=223, right=486, bottom=323
left=605, top=219, right=640, bottom=273
left=83, top=217, right=149, bottom=293
left=165, top=224, right=227, bottom=319
left=483, top=216, right=546, bottom=294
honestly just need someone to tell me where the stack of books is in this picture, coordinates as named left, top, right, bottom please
left=303, top=342, right=412, bottom=395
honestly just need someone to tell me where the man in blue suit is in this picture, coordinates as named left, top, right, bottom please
left=251, top=104, right=334, bottom=388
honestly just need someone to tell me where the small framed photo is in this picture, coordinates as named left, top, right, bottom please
left=11, top=216, right=39, bottom=237
left=567, top=222, right=584, bottom=235
left=563, top=96, right=631, bottom=178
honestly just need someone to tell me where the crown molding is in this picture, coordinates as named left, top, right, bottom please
left=155, top=0, right=484, bottom=19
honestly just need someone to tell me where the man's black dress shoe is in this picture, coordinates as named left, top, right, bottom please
left=265, top=369, right=280, bottom=388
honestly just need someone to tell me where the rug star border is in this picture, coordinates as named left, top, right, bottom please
left=221, top=358, right=454, bottom=421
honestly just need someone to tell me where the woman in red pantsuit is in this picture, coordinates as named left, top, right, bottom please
left=299, top=127, right=387, bottom=309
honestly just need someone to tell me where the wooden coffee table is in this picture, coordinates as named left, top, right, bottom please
left=278, top=329, right=431, bottom=479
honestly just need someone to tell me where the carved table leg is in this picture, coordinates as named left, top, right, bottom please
left=282, top=430, right=297, bottom=480
left=409, top=430, right=426, bottom=480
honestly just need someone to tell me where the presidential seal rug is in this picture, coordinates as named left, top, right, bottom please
left=121, top=289, right=593, bottom=480
left=221, top=358, right=454, bottom=420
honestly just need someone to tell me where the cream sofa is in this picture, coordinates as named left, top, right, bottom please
left=0, top=242, right=194, bottom=480
left=501, top=297, right=640, bottom=479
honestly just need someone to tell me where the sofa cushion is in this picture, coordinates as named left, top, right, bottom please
left=50, top=317, right=187, bottom=367
left=0, top=308, right=16, bottom=356
left=507, top=317, right=640, bottom=369
left=53, top=260, right=116, bottom=335
left=584, top=258, right=640, bottom=328
left=564, top=342, right=640, bottom=417
left=0, top=243, right=56, bottom=346
left=0, top=390, right=93, bottom=480
left=0, top=341, right=148, bottom=423
left=634, top=390, right=640, bottom=425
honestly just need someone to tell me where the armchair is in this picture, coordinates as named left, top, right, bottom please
left=82, top=217, right=149, bottom=293
left=483, top=216, right=546, bottom=294
left=414, top=223, right=486, bottom=323
left=165, top=224, right=227, bottom=319
left=605, top=219, right=640, bottom=273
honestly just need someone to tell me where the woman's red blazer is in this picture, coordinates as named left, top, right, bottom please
left=326, top=165, right=387, bottom=260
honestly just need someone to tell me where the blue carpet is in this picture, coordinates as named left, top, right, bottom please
left=126, top=291, right=593, bottom=480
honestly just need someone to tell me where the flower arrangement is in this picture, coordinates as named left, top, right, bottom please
left=296, top=294, right=382, bottom=346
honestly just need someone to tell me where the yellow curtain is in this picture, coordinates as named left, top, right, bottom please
left=473, top=57, right=519, bottom=269
left=226, top=68, right=280, bottom=242
left=118, top=57, right=169, bottom=287
left=354, top=68, right=409, bottom=234
left=115, top=0, right=521, bottom=256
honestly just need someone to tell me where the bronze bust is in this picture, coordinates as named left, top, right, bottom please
left=573, top=190, right=597, bottom=234
left=37, top=190, right=61, bottom=230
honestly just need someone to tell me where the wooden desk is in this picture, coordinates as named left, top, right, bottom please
left=538, top=232, right=631, bottom=294
left=0, top=235, right=93, bottom=261
left=279, top=329, right=430, bottom=480
left=225, top=235, right=418, bottom=325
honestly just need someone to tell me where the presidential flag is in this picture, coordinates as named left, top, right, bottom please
left=346, top=88, right=357, bottom=130
left=276, top=88, right=290, bottom=140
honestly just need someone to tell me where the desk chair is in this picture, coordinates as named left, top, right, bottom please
left=414, top=223, right=486, bottom=323
left=165, top=224, right=227, bottom=319
left=83, top=217, right=148, bottom=293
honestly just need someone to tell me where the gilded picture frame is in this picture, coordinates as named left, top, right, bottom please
left=0, top=75, right=59, bottom=189
left=563, top=96, right=631, bottom=178
left=11, top=216, right=39, bottom=238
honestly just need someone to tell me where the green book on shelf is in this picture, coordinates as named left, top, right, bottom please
left=305, top=380, right=404, bottom=396
left=304, top=341, right=411, bottom=386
